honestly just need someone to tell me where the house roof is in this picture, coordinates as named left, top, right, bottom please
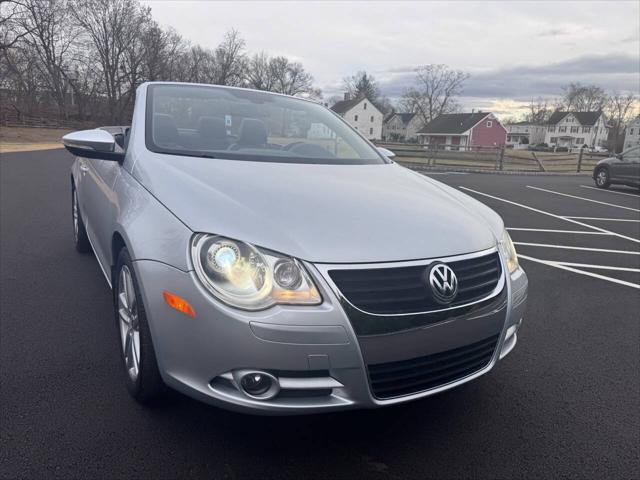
left=330, top=98, right=361, bottom=114
left=388, top=112, right=417, bottom=125
left=416, top=112, right=490, bottom=134
left=547, top=111, right=602, bottom=126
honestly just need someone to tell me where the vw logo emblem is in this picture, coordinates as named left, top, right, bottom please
left=427, top=263, right=458, bottom=304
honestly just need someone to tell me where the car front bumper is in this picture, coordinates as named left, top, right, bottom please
left=133, top=253, right=528, bottom=415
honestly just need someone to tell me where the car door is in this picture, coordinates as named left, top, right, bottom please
left=619, top=146, right=640, bottom=184
left=80, top=138, right=122, bottom=272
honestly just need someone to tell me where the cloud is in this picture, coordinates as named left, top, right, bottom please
left=378, top=54, right=640, bottom=102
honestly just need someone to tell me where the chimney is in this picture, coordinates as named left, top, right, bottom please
left=344, top=92, right=351, bottom=101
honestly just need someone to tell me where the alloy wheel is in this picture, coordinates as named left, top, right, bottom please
left=596, top=170, right=608, bottom=186
left=118, top=265, right=140, bottom=381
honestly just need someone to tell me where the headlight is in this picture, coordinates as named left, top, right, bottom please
left=499, top=229, right=519, bottom=273
left=191, top=234, right=322, bottom=310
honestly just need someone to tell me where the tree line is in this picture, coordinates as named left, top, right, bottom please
left=0, top=0, right=319, bottom=124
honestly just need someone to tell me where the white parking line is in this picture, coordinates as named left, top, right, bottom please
left=526, top=186, right=640, bottom=212
left=519, top=254, right=640, bottom=289
left=580, top=185, right=640, bottom=198
left=564, top=216, right=640, bottom=223
left=513, top=242, right=640, bottom=255
left=554, top=262, right=640, bottom=273
left=507, top=228, right=610, bottom=235
left=459, top=187, right=640, bottom=244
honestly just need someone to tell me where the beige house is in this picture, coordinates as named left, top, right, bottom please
left=383, top=113, right=424, bottom=142
left=330, top=94, right=383, bottom=140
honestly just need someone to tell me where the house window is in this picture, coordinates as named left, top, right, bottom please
left=570, top=126, right=579, bottom=133
left=631, top=128, right=635, bottom=135
left=369, top=128, right=373, bottom=135
left=370, top=116, right=374, bottom=122
left=583, top=126, right=591, bottom=133
left=559, top=126, right=566, bottom=132
left=486, top=121, right=493, bottom=127
left=576, top=138, right=585, bottom=144
left=354, top=115, right=358, bottom=121
left=548, top=126, right=555, bottom=132
left=363, top=103, right=367, bottom=110
left=550, top=137, right=557, bottom=143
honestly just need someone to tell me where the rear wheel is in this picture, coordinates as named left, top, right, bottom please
left=72, top=184, right=91, bottom=253
left=594, top=168, right=610, bottom=189
left=114, top=248, right=166, bottom=404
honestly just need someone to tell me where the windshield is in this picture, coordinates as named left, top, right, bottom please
left=145, top=84, right=386, bottom=165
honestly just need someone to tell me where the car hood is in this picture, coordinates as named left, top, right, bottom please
left=131, top=154, right=503, bottom=263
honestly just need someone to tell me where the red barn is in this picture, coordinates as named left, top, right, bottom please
left=416, top=112, right=507, bottom=149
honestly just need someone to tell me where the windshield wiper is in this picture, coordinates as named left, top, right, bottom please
left=195, top=153, right=217, bottom=159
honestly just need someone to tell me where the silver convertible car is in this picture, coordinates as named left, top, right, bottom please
left=63, top=82, right=528, bottom=414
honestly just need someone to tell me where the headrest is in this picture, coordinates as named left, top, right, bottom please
left=197, top=116, right=227, bottom=139
left=237, top=118, right=267, bottom=147
left=153, top=114, right=178, bottom=146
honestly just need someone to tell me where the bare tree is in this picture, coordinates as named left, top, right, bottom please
left=560, top=82, right=608, bottom=111
left=343, top=71, right=380, bottom=101
left=1, top=0, right=321, bottom=125
left=16, top=0, right=79, bottom=119
left=606, top=92, right=638, bottom=152
left=70, top=0, right=145, bottom=122
left=0, top=40, right=42, bottom=116
left=400, top=64, right=469, bottom=124
left=269, top=56, right=317, bottom=96
left=0, top=0, right=32, bottom=50
left=245, top=51, right=275, bottom=91
left=245, top=52, right=318, bottom=97
left=212, top=29, right=246, bottom=86
left=525, top=97, right=552, bottom=123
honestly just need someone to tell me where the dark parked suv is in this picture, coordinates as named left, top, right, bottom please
left=593, top=145, right=640, bottom=189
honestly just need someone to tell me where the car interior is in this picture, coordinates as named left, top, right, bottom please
left=151, top=113, right=336, bottom=158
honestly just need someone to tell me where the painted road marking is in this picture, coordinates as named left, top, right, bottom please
left=507, top=228, right=610, bottom=235
left=459, top=187, right=640, bottom=244
left=580, top=185, right=640, bottom=198
left=526, top=186, right=640, bottom=213
left=519, top=254, right=640, bottom=290
left=554, top=262, right=640, bottom=273
left=564, top=216, right=640, bottom=223
left=513, top=242, right=640, bottom=255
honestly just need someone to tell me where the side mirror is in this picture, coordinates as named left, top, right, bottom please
left=377, top=147, right=396, bottom=159
left=62, top=129, right=125, bottom=162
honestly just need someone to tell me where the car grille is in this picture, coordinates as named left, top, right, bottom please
left=328, top=251, right=502, bottom=315
left=367, top=334, right=500, bottom=399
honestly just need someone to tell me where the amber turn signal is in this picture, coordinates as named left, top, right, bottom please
left=163, top=291, right=196, bottom=318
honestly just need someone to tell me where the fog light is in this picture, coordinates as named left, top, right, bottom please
left=241, top=373, right=271, bottom=395
left=236, top=370, right=280, bottom=399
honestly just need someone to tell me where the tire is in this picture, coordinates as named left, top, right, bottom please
left=114, top=248, right=166, bottom=404
left=594, top=167, right=610, bottom=189
left=72, top=184, right=91, bottom=253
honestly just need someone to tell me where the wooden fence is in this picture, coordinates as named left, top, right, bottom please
left=375, top=142, right=608, bottom=173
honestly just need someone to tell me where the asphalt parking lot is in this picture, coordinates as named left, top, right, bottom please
left=1, top=149, right=638, bottom=479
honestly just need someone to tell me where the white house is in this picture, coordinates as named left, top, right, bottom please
left=382, top=112, right=424, bottom=142
left=505, top=121, right=546, bottom=148
left=330, top=94, right=383, bottom=140
left=545, top=111, right=608, bottom=150
left=623, top=116, right=640, bottom=150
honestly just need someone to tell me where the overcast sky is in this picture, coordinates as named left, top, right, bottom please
left=143, top=0, right=639, bottom=117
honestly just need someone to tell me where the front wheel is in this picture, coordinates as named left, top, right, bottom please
left=114, top=248, right=166, bottom=404
left=594, top=168, right=610, bottom=189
